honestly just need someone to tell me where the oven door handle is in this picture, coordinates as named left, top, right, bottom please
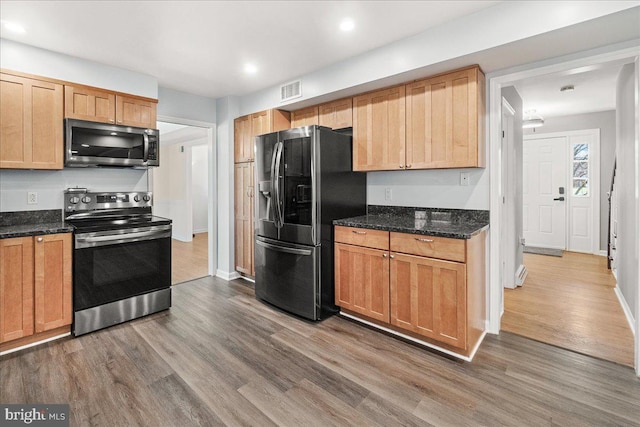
left=75, top=228, right=171, bottom=248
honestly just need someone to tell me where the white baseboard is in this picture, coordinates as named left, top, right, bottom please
left=0, top=332, right=70, bottom=356
left=598, top=250, right=608, bottom=257
left=241, top=276, right=255, bottom=283
left=193, top=228, right=208, bottom=234
left=515, top=264, right=528, bottom=286
left=216, top=269, right=240, bottom=281
left=614, top=285, right=636, bottom=336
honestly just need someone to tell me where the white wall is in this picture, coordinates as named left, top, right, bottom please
left=367, top=168, right=488, bottom=210
left=0, top=169, right=147, bottom=212
left=154, top=144, right=191, bottom=241
left=192, top=145, right=208, bottom=233
left=615, top=63, right=638, bottom=321
left=524, top=110, right=616, bottom=251
left=158, top=87, right=217, bottom=123
left=0, top=39, right=157, bottom=98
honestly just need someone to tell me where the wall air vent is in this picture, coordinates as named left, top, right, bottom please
left=280, top=80, right=302, bottom=102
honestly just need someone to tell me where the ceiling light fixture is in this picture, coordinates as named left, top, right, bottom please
left=340, top=18, right=355, bottom=32
left=1, top=20, right=26, bottom=34
left=244, top=63, right=257, bottom=74
left=523, top=110, right=544, bottom=129
left=560, top=85, right=575, bottom=92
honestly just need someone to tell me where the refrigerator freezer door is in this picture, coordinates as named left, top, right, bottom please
left=254, top=236, right=319, bottom=320
left=255, top=132, right=280, bottom=240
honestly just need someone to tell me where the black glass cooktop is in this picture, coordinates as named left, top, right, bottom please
left=68, top=214, right=172, bottom=233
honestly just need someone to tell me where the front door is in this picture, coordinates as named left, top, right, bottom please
left=523, top=137, right=567, bottom=249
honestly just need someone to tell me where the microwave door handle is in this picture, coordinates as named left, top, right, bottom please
left=143, top=133, right=149, bottom=162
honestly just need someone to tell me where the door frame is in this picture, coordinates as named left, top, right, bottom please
left=486, top=43, right=640, bottom=375
left=501, top=98, right=517, bottom=291
left=523, top=129, right=601, bottom=255
left=155, top=115, right=217, bottom=277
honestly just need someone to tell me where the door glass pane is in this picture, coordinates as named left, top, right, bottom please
left=282, top=136, right=312, bottom=225
left=573, top=161, right=588, bottom=178
left=573, top=143, right=588, bottom=160
left=573, top=179, right=588, bottom=196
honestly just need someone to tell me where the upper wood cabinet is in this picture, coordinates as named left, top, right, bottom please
left=65, top=85, right=157, bottom=128
left=352, top=85, right=406, bottom=171
left=406, top=66, right=485, bottom=169
left=0, top=73, right=64, bottom=170
left=291, top=106, right=319, bottom=128
left=319, top=98, right=352, bottom=129
left=234, top=109, right=291, bottom=163
left=0, top=233, right=72, bottom=346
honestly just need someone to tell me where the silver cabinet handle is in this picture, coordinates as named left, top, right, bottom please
left=399, top=165, right=404, bottom=169
left=352, top=230, right=367, bottom=235
left=382, top=253, right=387, bottom=258
left=37, top=237, right=43, bottom=242
left=406, top=164, right=412, bottom=168
left=390, top=254, right=395, bottom=259
left=415, top=238, right=434, bottom=243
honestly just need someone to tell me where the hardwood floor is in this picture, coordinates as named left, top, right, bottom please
left=502, top=252, right=635, bottom=367
left=171, top=232, right=208, bottom=285
left=2, top=276, right=639, bottom=426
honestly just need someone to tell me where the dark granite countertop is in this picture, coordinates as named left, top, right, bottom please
left=0, top=210, right=74, bottom=239
left=333, top=205, right=489, bottom=239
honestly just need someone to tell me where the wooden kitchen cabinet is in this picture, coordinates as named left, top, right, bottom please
left=234, top=109, right=291, bottom=163
left=334, top=225, right=486, bottom=356
left=65, top=84, right=157, bottom=128
left=352, top=85, right=406, bottom=171
left=234, top=163, right=254, bottom=275
left=319, top=98, right=352, bottom=129
left=291, top=106, right=319, bottom=128
left=0, top=73, right=64, bottom=169
left=390, top=253, right=467, bottom=348
left=0, top=233, right=72, bottom=349
left=406, top=66, right=485, bottom=169
left=334, top=243, right=390, bottom=322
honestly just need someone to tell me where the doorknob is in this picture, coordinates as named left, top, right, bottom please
left=553, top=197, right=565, bottom=201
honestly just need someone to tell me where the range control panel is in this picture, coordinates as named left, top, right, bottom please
left=64, top=189, right=153, bottom=212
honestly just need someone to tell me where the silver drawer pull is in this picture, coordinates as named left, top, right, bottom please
left=352, top=230, right=367, bottom=235
left=415, top=238, right=434, bottom=243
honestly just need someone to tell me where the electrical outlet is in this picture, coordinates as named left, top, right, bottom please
left=460, top=172, right=470, bottom=186
left=27, top=191, right=38, bottom=205
left=384, top=188, right=392, bottom=201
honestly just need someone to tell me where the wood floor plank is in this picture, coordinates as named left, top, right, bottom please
left=1, top=275, right=638, bottom=426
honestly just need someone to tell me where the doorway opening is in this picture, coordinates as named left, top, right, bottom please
left=488, top=46, right=639, bottom=371
left=155, top=121, right=216, bottom=285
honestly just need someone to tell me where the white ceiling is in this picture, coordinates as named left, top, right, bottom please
left=0, top=0, right=500, bottom=98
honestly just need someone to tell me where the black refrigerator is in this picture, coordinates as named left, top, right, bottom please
left=254, top=125, right=366, bottom=320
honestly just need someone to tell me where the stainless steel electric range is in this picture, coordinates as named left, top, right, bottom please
left=64, top=188, right=172, bottom=336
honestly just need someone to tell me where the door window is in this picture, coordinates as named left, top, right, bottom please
left=572, top=143, right=589, bottom=196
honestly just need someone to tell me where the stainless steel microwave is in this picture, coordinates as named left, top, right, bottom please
left=65, top=119, right=159, bottom=168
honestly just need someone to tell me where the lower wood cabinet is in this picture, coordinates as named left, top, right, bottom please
left=0, top=233, right=72, bottom=347
left=335, top=225, right=486, bottom=355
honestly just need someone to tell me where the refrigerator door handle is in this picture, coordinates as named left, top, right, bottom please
left=273, top=141, right=284, bottom=228
left=256, top=239, right=312, bottom=256
left=269, top=141, right=281, bottom=227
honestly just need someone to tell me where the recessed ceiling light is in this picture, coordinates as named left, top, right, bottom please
left=560, top=85, right=575, bottom=92
left=1, top=20, right=26, bottom=34
left=244, top=63, right=258, bottom=74
left=340, top=19, right=355, bottom=32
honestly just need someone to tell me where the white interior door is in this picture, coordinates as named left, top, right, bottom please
left=523, top=137, right=567, bottom=249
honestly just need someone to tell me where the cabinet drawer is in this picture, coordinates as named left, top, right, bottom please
left=390, top=232, right=465, bottom=262
left=335, top=226, right=389, bottom=250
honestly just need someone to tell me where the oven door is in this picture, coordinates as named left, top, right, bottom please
left=73, top=225, right=171, bottom=312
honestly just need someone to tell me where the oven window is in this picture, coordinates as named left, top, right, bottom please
left=74, top=237, right=170, bottom=311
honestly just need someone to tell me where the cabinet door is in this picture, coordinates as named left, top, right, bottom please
left=1, top=74, right=63, bottom=170
left=406, top=67, right=482, bottom=169
left=251, top=110, right=272, bottom=139
left=335, top=243, right=389, bottom=322
left=291, top=106, right=319, bottom=128
left=116, top=95, right=157, bottom=128
left=34, top=233, right=72, bottom=333
left=235, top=163, right=254, bottom=275
left=352, top=86, right=405, bottom=171
left=234, top=115, right=252, bottom=163
left=390, top=253, right=467, bottom=349
left=319, top=98, right=352, bottom=129
left=0, top=237, right=34, bottom=343
left=64, top=85, right=115, bottom=124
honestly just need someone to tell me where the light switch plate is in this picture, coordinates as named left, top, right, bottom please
left=27, top=192, right=38, bottom=205
left=385, top=188, right=392, bottom=201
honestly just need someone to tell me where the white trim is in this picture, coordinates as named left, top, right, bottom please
left=615, top=285, right=636, bottom=336
left=523, top=129, right=601, bottom=255
left=487, top=43, right=640, bottom=337
left=339, top=312, right=487, bottom=362
left=193, top=228, right=208, bottom=234
left=0, top=332, right=70, bottom=356
left=157, top=115, right=217, bottom=278
left=216, top=269, right=240, bottom=281
left=598, top=250, right=608, bottom=257
left=634, top=56, right=640, bottom=377
left=241, top=276, right=255, bottom=284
